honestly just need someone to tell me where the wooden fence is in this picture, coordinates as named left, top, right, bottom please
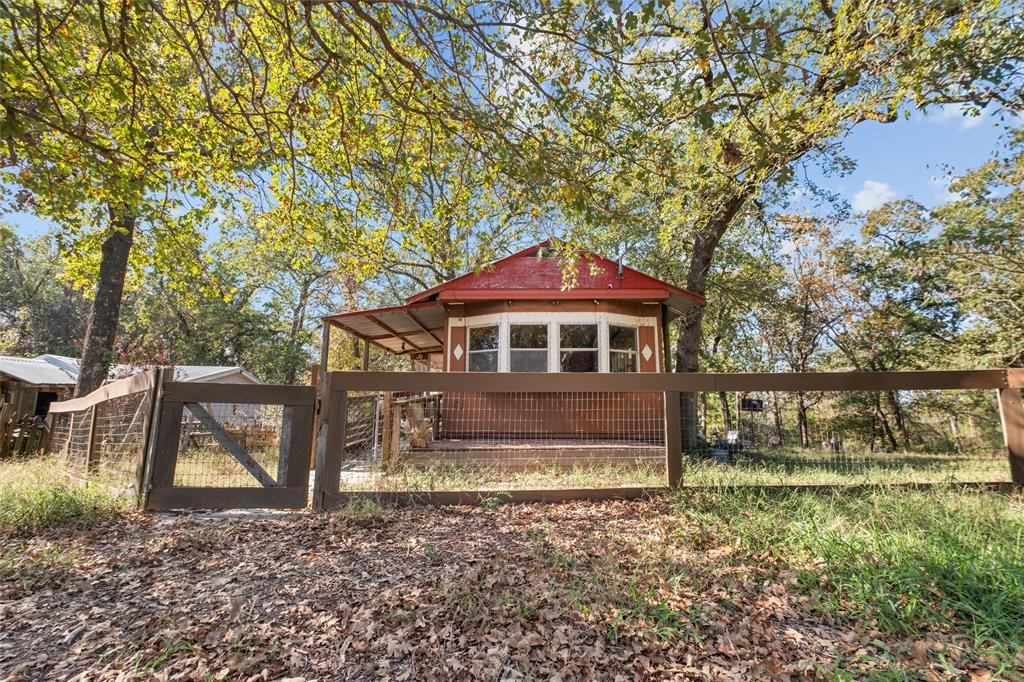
left=0, top=408, right=48, bottom=458
left=313, top=369, right=1024, bottom=510
left=35, top=367, right=1024, bottom=510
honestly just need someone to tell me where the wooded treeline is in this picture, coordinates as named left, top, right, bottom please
left=1, top=0, right=1022, bottom=425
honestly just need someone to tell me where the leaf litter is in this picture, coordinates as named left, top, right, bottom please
left=0, top=499, right=1016, bottom=680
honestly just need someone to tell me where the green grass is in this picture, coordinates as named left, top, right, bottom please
left=670, top=486, right=1024, bottom=672
left=0, top=456, right=129, bottom=536
left=338, top=448, right=1008, bottom=492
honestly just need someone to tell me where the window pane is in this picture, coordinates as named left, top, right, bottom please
left=511, top=350, right=547, bottom=372
left=610, top=351, right=637, bottom=373
left=609, top=325, right=637, bottom=351
left=468, top=326, right=498, bottom=351
left=510, top=324, right=547, bottom=349
left=559, top=324, right=597, bottom=349
left=560, top=350, right=598, bottom=372
left=468, top=350, right=497, bottom=372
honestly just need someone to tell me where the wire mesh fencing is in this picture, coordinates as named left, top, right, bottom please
left=677, top=388, right=1008, bottom=486
left=48, top=388, right=154, bottom=496
left=172, top=403, right=287, bottom=488
left=336, top=390, right=668, bottom=493
left=327, top=382, right=1011, bottom=496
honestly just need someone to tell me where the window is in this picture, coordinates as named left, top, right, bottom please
left=510, top=324, right=548, bottom=372
left=609, top=325, right=638, bottom=372
left=467, top=325, right=498, bottom=371
left=559, top=323, right=598, bottom=372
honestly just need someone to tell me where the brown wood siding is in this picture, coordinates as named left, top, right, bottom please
left=448, top=325, right=466, bottom=372
left=439, top=392, right=665, bottom=440
left=638, top=326, right=658, bottom=373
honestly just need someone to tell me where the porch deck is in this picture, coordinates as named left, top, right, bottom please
left=402, top=436, right=665, bottom=470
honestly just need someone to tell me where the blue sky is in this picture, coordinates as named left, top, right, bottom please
left=6, top=104, right=1013, bottom=241
left=804, top=104, right=1012, bottom=215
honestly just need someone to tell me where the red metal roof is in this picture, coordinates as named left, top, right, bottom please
left=406, top=241, right=704, bottom=311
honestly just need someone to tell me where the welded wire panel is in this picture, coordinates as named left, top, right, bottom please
left=679, top=389, right=1008, bottom=486
left=90, top=392, right=150, bottom=493
left=337, top=391, right=667, bottom=492
left=49, top=408, right=93, bottom=480
left=173, top=403, right=285, bottom=488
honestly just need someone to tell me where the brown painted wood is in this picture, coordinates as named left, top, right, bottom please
left=321, top=480, right=1015, bottom=510
left=638, top=325, right=658, bottom=372
left=286, top=404, right=315, bottom=488
left=997, top=388, right=1024, bottom=485
left=329, top=369, right=1013, bottom=394
left=664, top=391, right=682, bottom=487
left=161, top=382, right=316, bottom=406
left=312, top=390, right=347, bottom=510
left=449, top=325, right=467, bottom=372
left=147, top=486, right=308, bottom=510
left=322, top=486, right=663, bottom=509
left=85, top=403, right=102, bottom=471
left=148, top=401, right=184, bottom=489
left=49, top=370, right=157, bottom=414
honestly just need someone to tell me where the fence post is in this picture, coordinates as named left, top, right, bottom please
left=664, top=391, right=682, bottom=487
left=137, top=369, right=165, bottom=504
left=997, top=387, right=1024, bottom=486
left=312, top=377, right=346, bottom=512
left=86, top=403, right=102, bottom=472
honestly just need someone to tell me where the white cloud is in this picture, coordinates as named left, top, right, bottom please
left=852, top=180, right=896, bottom=212
left=929, top=174, right=959, bottom=203
left=927, top=103, right=988, bottom=130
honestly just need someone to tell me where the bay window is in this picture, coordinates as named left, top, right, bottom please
left=559, top=323, right=599, bottom=372
left=510, top=324, right=548, bottom=372
left=467, top=325, right=498, bottom=372
left=609, top=325, right=638, bottom=372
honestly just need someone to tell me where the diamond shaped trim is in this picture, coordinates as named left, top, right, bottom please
left=453, top=344, right=464, bottom=360
left=641, top=345, right=653, bottom=362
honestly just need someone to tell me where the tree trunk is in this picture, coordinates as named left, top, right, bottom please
left=886, top=390, right=911, bottom=450
left=874, top=393, right=899, bottom=451
left=283, top=283, right=312, bottom=384
left=674, top=192, right=751, bottom=448
left=718, top=391, right=733, bottom=431
left=74, top=209, right=136, bottom=397
left=772, top=391, right=783, bottom=444
left=796, top=391, right=811, bottom=447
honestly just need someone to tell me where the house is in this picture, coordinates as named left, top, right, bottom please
left=322, top=242, right=704, bottom=470
left=0, top=356, right=262, bottom=420
left=324, top=241, right=704, bottom=374
left=0, top=355, right=79, bottom=419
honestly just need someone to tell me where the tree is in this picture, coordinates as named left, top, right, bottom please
left=0, top=224, right=87, bottom=355
left=519, top=0, right=1022, bottom=444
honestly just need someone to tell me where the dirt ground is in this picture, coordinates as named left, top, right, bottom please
left=0, top=499, right=997, bottom=681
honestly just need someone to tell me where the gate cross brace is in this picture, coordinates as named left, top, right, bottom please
left=184, top=403, right=277, bottom=487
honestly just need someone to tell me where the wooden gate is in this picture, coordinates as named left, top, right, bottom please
left=143, top=382, right=315, bottom=510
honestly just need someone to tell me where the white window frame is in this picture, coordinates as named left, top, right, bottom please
left=466, top=323, right=500, bottom=372
left=608, top=324, right=639, bottom=373
left=449, top=312, right=658, bottom=372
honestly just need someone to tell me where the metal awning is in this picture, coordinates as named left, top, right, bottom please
left=324, top=302, right=445, bottom=355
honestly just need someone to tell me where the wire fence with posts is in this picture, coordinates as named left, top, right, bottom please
left=313, top=369, right=1024, bottom=510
